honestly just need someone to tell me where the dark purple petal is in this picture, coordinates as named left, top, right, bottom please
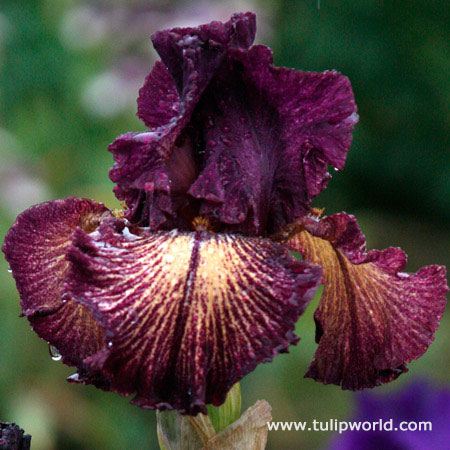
left=110, top=13, right=357, bottom=234
left=2, top=198, right=110, bottom=369
left=286, top=213, right=448, bottom=390
left=110, top=13, right=256, bottom=229
left=66, top=221, right=321, bottom=414
left=188, top=45, right=356, bottom=234
left=187, top=59, right=281, bottom=234
left=109, top=132, right=174, bottom=228
left=150, top=12, right=256, bottom=94
left=137, top=61, right=180, bottom=130
left=231, top=46, right=357, bottom=228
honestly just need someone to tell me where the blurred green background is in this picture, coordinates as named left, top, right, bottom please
left=0, top=1, right=448, bottom=449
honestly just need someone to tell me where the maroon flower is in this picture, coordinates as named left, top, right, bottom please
left=2, top=13, right=447, bottom=416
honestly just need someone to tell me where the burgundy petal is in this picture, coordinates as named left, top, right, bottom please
left=137, top=61, right=180, bottom=130
left=188, top=44, right=356, bottom=234
left=286, top=213, right=448, bottom=390
left=66, top=221, right=321, bottom=414
left=2, top=198, right=110, bottom=369
left=187, top=58, right=281, bottom=234
left=110, top=13, right=256, bottom=228
left=110, top=12, right=357, bottom=235
left=150, top=12, right=256, bottom=96
left=230, top=46, right=357, bottom=230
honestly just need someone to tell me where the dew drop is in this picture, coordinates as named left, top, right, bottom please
left=7, top=268, right=12, bottom=273
left=130, top=308, right=138, bottom=325
left=107, top=341, right=113, bottom=348
left=48, top=345, right=62, bottom=361
left=67, top=373, right=80, bottom=383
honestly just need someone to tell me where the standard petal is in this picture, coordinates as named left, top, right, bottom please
left=110, top=13, right=257, bottom=229
left=187, top=59, right=281, bottom=235
left=137, top=61, right=180, bottom=130
left=188, top=45, right=357, bottom=235
left=285, top=213, right=448, bottom=390
left=111, top=13, right=358, bottom=235
left=66, top=221, right=321, bottom=414
left=234, top=46, right=358, bottom=229
left=2, top=198, right=110, bottom=368
left=151, top=12, right=256, bottom=95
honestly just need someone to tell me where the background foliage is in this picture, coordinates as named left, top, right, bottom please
left=0, top=1, right=448, bottom=449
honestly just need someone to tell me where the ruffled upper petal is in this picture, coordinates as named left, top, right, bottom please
left=2, top=198, right=110, bottom=369
left=65, top=220, right=321, bottom=414
left=231, top=46, right=357, bottom=229
left=137, top=61, right=180, bottom=130
left=189, top=46, right=357, bottom=234
left=109, top=13, right=256, bottom=228
left=285, top=212, right=448, bottom=390
left=187, top=60, right=281, bottom=234
left=109, top=13, right=357, bottom=235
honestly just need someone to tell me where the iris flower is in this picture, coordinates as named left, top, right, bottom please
left=3, top=13, right=447, bottom=415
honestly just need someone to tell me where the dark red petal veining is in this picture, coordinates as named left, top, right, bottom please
left=66, top=221, right=321, bottom=414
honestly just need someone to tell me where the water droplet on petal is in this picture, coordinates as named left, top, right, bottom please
left=67, top=373, right=80, bottom=383
left=48, top=345, right=62, bottom=361
left=108, top=341, right=113, bottom=348
left=7, top=268, right=12, bottom=273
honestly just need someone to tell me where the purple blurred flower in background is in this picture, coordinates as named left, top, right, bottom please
left=329, top=381, right=450, bottom=450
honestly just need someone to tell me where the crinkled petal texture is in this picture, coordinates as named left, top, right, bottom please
left=66, top=220, right=321, bottom=414
left=109, top=12, right=257, bottom=229
left=286, top=213, right=448, bottom=390
left=109, top=12, right=358, bottom=235
left=2, top=198, right=109, bottom=372
left=2, top=197, right=322, bottom=415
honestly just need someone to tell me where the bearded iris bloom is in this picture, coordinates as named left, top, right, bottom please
left=3, top=13, right=447, bottom=416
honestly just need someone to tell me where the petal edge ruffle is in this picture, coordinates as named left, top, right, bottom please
left=286, top=213, right=448, bottom=390
left=2, top=198, right=110, bottom=368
